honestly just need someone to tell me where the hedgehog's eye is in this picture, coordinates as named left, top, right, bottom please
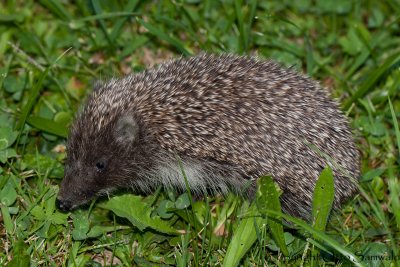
left=95, top=162, right=105, bottom=172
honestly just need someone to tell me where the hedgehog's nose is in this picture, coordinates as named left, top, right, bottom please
left=56, top=198, right=72, bottom=212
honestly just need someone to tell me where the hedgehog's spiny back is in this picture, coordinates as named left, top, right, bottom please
left=71, top=54, right=359, bottom=219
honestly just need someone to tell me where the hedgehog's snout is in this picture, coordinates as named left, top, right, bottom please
left=55, top=198, right=73, bottom=212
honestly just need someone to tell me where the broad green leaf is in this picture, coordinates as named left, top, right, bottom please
left=49, top=212, right=69, bottom=225
left=0, top=179, right=17, bottom=206
left=360, top=168, right=385, bottom=182
left=175, top=192, right=190, bottom=209
left=371, top=176, right=385, bottom=200
left=72, top=211, right=90, bottom=241
left=256, top=175, right=289, bottom=256
left=22, top=154, right=64, bottom=178
left=312, top=166, right=335, bottom=232
left=0, top=148, right=17, bottom=163
left=54, top=111, right=72, bottom=125
left=3, top=75, right=25, bottom=93
left=223, top=203, right=261, bottom=267
left=30, top=206, right=46, bottom=220
left=339, top=28, right=364, bottom=56
left=8, top=206, right=19, bottom=215
left=156, top=199, right=175, bottom=219
left=100, top=195, right=177, bottom=234
left=0, top=127, right=19, bottom=149
left=26, top=116, right=68, bottom=138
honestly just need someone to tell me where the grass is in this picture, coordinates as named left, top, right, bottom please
left=1, top=0, right=399, bottom=266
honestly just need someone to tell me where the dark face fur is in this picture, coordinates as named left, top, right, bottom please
left=56, top=109, right=151, bottom=211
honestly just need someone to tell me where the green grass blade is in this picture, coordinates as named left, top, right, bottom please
left=343, top=52, right=400, bottom=109
left=233, top=0, right=257, bottom=53
left=0, top=55, right=12, bottom=88
left=137, top=19, right=192, bottom=56
left=256, top=176, right=289, bottom=256
left=15, top=47, right=70, bottom=142
left=312, top=166, right=335, bottom=232
left=264, top=210, right=365, bottom=267
left=0, top=205, right=13, bottom=233
left=388, top=97, right=400, bottom=228
left=247, top=0, right=258, bottom=46
left=345, top=50, right=371, bottom=80
left=224, top=176, right=290, bottom=266
left=152, top=15, right=199, bottom=44
left=388, top=97, right=400, bottom=157
left=73, top=12, right=139, bottom=22
left=26, top=116, right=68, bottom=138
left=39, top=0, right=71, bottom=21
left=90, top=0, right=113, bottom=47
left=176, top=156, right=201, bottom=266
left=110, top=0, right=140, bottom=42
left=15, top=68, right=50, bottom=135
left=305, top=34, right=314, bottom=76
left=118, top=36, right=149, bottom=60
left=234, top=0, right=246, bottom=53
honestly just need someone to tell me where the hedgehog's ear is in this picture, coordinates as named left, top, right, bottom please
left=115, top=114, right=139, bottom=146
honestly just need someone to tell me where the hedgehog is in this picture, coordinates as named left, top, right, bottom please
left=56, top=53, right=360, bottom=219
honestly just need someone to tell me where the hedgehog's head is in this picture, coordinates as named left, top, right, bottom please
left=56, top=86, right=151, bottom=211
